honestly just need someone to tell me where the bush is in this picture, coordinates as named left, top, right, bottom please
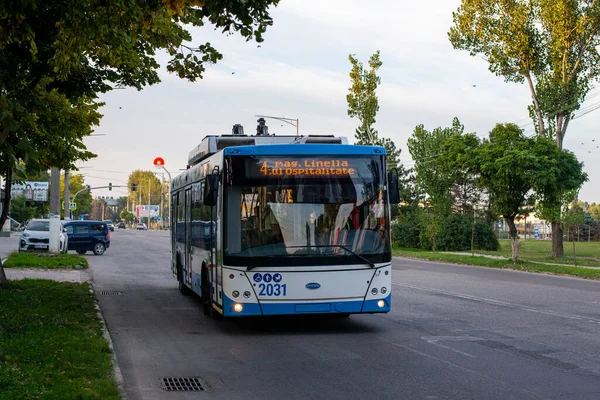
left=436, top=214, right=472, bottom=251
left=436, top=214, right=499, bottom=252
left=392, top=206, right=422, bottom=248
left=473, top=220, right=499, bottom=251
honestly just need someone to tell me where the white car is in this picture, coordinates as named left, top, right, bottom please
left=136, top=223, right=148, bottom=231
left=19, top=219, right=68, bottom=253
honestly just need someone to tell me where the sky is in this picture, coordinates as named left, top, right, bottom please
left=81, top=0, right=599, bottom=203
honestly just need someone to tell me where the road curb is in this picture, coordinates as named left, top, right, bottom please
left=89, top=284, right=128, bottom=400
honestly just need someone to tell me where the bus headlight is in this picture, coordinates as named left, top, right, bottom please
left=377, top=300, right=385, bottom=308
left=233, top=303, right=243, bottom=313
left=243, top=291, right=251, bottom=298
left=381, top=287, right=387, bottom=294
left=371, top=288, right=378, bottom=295
left=232, top=290, right=240, bottom=298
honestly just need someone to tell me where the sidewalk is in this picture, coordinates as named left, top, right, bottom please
left=0, top=234, right=18, bottom=259
left=1, top=235, right=91, bottom=282
left=4, top=268, right=91, bottom=282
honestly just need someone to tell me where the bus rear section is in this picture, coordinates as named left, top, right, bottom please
left=219, top=144, right=393, bottom=317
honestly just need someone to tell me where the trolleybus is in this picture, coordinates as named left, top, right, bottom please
left=171, top=123, right=400, bottom=317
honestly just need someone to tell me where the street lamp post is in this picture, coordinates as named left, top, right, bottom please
left=255, top=115, right=299, bottom=136
left=153, top=157, right=171, bottom=230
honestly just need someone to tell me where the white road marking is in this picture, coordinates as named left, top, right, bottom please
left=393, top=282, right=600, bottom=324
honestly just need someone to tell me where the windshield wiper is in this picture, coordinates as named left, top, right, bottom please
left=288, top=245, right=375, bottom=268
left=246, top=255, right=278, bottom=271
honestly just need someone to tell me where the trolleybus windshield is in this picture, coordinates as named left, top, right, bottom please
left=224, top=155, right=391, bottom=267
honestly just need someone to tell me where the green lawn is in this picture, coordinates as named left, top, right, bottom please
left=468, top=239, right=600, bottom=267
left=392, top=247, right=600, bottom=280
left=2, top=252, right=88, bottom=269
left=0, top=280, right=120, bottom=399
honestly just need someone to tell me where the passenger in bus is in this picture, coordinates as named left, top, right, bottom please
left=316, top=216, right=331, bottom=246
left=263, top=205, right=284, bottom=245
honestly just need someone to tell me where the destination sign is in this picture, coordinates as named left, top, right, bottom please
left=259, top=159, right=356, bottom=177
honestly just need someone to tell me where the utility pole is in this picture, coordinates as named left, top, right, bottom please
left=148, top=177, right=151, bottom=229
left=50, top=167, right=61, bottom=215
left=63, top=171, right=70, bottom=220
left=49, top=167, right=61, bottom=254
left=159, top=173, right=164, bottom=229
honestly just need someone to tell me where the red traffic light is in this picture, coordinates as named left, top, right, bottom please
left=153, top=157, right=165, bottom=168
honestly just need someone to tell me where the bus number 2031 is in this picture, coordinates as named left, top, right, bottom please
left=259, top=283, right=287, bottom=297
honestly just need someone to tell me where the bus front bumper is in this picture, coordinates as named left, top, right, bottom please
left=220, top=294, right=391, bottom=317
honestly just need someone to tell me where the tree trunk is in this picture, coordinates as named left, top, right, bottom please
left=0, top=166, right=11, bottom=290
left=0, top=166, right=13, bottom=230
left=505, top=216, right=519, bottom=262
left=572, top=239, right=577, bottom=267
left=552, top=222, right=564, bottom=258
left=525, top=73, right=545, bottom=137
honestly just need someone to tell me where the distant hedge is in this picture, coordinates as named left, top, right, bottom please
left=392, top=212, right=498, bottom=252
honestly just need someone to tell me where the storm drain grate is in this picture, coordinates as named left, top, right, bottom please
left=100, top=291, right=123, bottom=296
left=161, top=377, right=206, bottom=391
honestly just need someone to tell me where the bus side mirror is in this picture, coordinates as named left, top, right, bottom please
left=204, top=174, right=219, bottom=206
left=388, top=172, right=401, bottom=204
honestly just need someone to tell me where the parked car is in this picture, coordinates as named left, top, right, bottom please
left=136, top=223, right=148, bottom=231
left=104, top=220, right=115, bottom=232
left=117, top=222, right=126, bottom=229
left=63, top=220, right=110, bottom=255
left=19, top=219, right=68, bottom=253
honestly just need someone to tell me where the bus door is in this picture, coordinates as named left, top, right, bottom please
left=185, top=188, right=192, bottom=286
left=212, top=193, right=221, bottom=307
left=171, top=193, right=178, bottom=276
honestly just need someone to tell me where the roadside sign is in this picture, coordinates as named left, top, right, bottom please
left=69, top=202, right=77, bottom=211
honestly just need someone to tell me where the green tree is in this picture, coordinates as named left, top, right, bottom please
left=563, top=202, right=586, bottom=265
left=449, top=0, right=600, bottom=257
left=127, top=170, right=162, bottom=208
left=347, top=51, right=382, bottom=146
left=60, top=173, right=92, bottom=219
left=120, top=209, right=134, bottom=223
left=588, top=203, right=600, bottom=222
left=8, top=196, right=37, bottom=225
left=530, top=138, right=587, bottom=257
left=407, top=118, right=465, bottom=249
left=450, top=124, right=539, bottom=262
left=0, top=0, right=280, bottom=286
left=345, top=51, right=403, bottom=173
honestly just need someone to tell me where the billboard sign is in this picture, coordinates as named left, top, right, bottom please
left=11, top=181, right=49, bottom=202
left=136, top=205, right=159, bottom=219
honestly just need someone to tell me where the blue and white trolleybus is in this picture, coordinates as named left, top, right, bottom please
left=170, top=122, right=401, bottom=317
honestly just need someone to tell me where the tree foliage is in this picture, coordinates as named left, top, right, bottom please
left=589, top=203, right=600, bottom=221
left=8, top=196, right=37, bottom=224
left=60, top=174, right=92, bottom=219
left=127, top=170, right=162, bottom=206
left=347, top=51, right=382, bottom=145
left=346, top=50, right=406, bottom=177
left=449, top=0, right=600, bottom=147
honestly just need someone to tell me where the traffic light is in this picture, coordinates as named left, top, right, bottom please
left=108, top=182, right=112, bottom=191
left=87, top=185, right=91, bottom=192
left=131, top=183, right=137, bottom=192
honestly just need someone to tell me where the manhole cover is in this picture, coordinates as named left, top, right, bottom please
left=100, top=291, right=123, bottom=295
left=161, top=377, right=206, bottom=391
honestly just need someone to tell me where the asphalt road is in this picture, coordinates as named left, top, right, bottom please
left=88, top=229, right=600, bottom=400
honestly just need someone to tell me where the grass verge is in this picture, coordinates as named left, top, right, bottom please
left=392, top=248, right=600, bottom=280
left=0, top=280, right=120, bottom=400
left=471, top=240, right=600, bottom=267
left=2, top=252, right=88, bottom=269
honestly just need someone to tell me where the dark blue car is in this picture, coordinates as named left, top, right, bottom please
left=64, top=221, right=111, bottom=255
